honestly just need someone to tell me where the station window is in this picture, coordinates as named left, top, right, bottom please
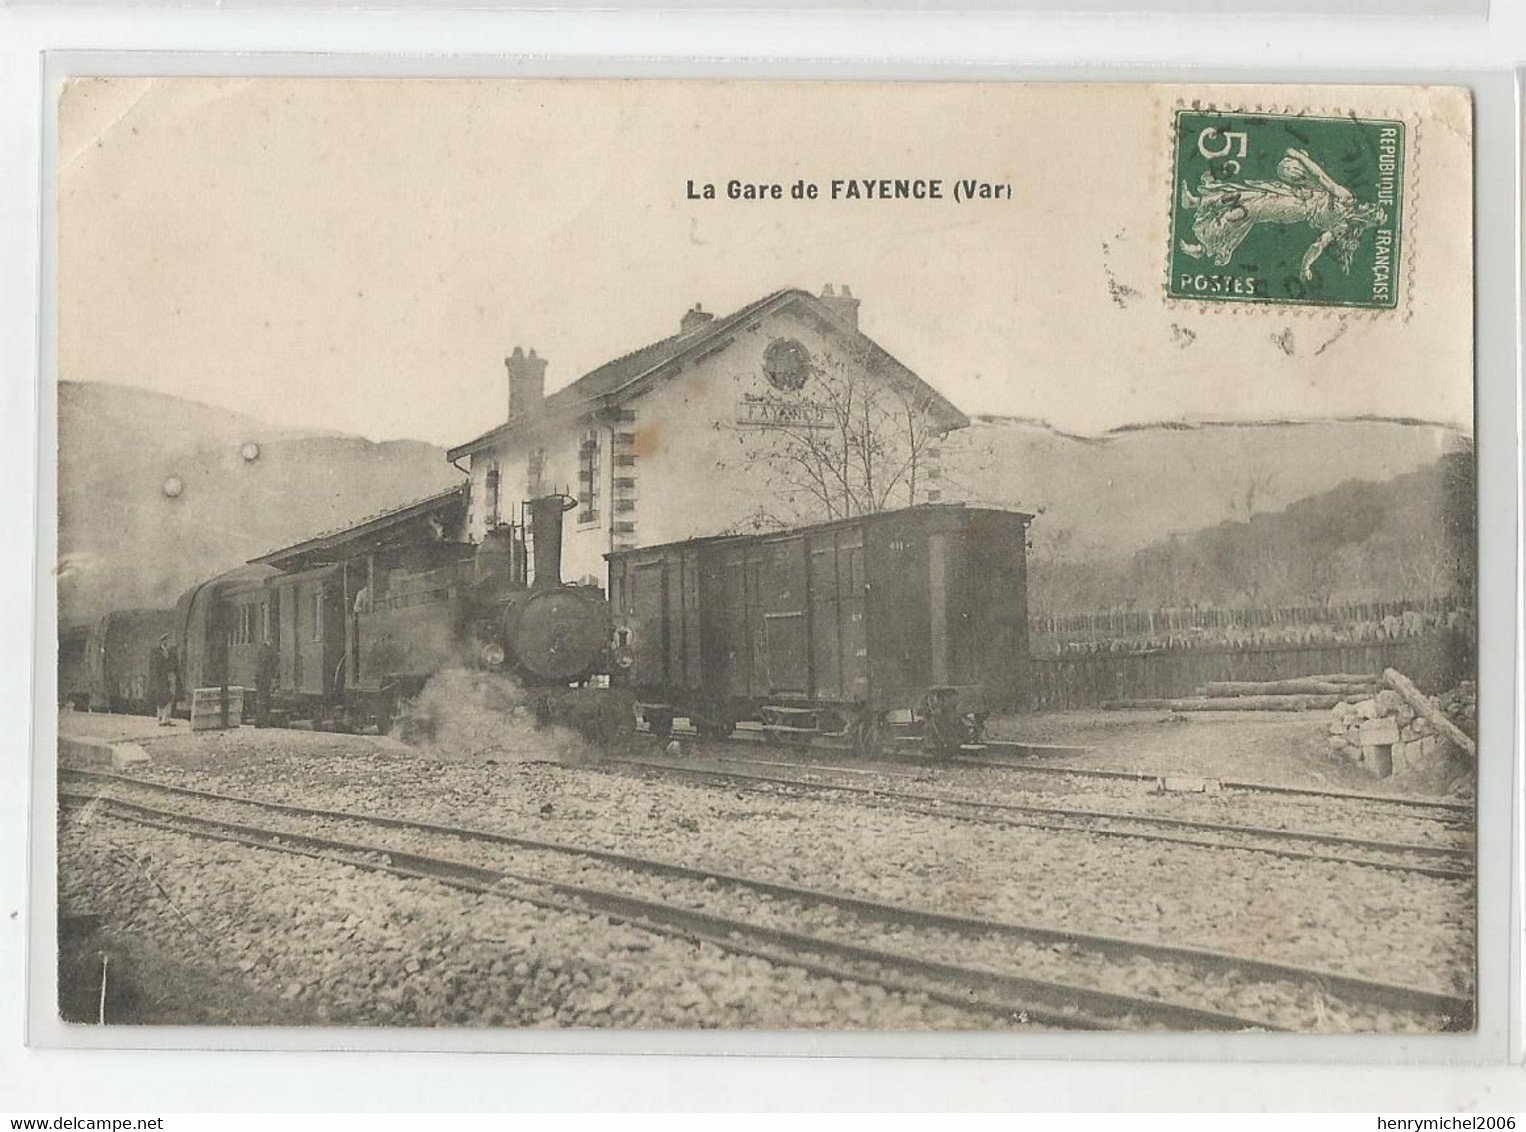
left=577, top=431, right=600, bottom=525
left=310, top=590, right=323, bottom=642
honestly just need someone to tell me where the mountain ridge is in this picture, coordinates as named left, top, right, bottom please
left=57, top=381, right=463, bottom=621
left=56, top=380, right=1466, bottom=622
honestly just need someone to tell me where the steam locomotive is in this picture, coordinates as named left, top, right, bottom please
left=169, top=491, right=635, bottom=743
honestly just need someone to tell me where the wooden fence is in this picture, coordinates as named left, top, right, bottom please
left=1029, top=598, right=1457, bottom=650
left=1025, top=634, right=1464, bottom=712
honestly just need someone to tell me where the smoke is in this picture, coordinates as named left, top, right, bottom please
left=398, top=668, right=592, bottom=765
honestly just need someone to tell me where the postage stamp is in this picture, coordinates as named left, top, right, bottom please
left=1169, top=109, right=1406, bottom=309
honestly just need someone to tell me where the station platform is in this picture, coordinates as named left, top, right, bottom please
left=55, top=710, right=169, bottom=769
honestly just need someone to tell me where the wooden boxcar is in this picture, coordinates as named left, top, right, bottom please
left=607, top=504, right=1031, bottom=746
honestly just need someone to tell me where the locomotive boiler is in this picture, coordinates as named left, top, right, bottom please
left=448, top=493, right=635, bottom=742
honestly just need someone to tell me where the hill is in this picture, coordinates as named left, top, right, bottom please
left=57, top=381, right=463, bottom=621
left=946, top=412, right=1461, bottom=541
left=55, top=382, right=1472, bottom=623
left=1029, top=453, right=1474, bottom=612
left=940, top=415, right=1470, bottom=612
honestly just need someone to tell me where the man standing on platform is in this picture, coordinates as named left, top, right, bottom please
left=256, top=632, right=278, bottom=728
left=148, top=632, right=178, bottom=726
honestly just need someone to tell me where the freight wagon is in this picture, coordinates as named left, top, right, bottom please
left=607, top=504, right=1032, bottom=750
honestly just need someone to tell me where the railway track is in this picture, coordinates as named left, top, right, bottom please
left=60, top=769, right=1471, bottom=1033
left=660, top=724, right=1473, bottom=820
left=968, top=743, right=1475, bottom=818
left=607, top=751, right=1474, bottom=882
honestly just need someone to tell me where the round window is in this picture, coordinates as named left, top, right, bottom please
left=762, top=338, right=812, bottom=392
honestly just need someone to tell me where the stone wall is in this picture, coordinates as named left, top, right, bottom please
left=1327, top=690, right=1453, bottom=778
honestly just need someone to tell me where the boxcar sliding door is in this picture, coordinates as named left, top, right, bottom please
left=805, top=527, right=869, bottom=704
left=760, top=535, right=810, bottom=697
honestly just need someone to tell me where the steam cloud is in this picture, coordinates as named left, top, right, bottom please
left=397, top=668, right=592, bottom=765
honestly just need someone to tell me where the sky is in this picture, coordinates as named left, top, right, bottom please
left=57, top=78, right=1474, bottom=446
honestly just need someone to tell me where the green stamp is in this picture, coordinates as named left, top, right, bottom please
left=1169, top=109, right=1404, bottom=309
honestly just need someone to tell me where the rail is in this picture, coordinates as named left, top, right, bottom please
left=61, top=770, right=1473, bottom=1031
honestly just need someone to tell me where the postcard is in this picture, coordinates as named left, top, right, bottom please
left=52, top=79, right=1475, bottom=1034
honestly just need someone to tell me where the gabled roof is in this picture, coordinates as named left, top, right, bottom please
left=250, top=485, right=467, bottom=572
left=447, top=288, right=969, bottom=462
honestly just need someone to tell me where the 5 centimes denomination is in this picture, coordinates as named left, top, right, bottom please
left=1169, top=109, right=1405, bottom=309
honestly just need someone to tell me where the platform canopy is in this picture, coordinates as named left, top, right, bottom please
left=250, top=485, right=468, bottom=573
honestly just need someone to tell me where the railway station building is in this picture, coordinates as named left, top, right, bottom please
left=446, top=286, right=970, bottom=587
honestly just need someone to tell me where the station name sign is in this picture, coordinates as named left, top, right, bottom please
left=736, top=398, right=830, bottom=429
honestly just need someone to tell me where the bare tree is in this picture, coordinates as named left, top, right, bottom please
left=717, top=346, right=948, bottom=527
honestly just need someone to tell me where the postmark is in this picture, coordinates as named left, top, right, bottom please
left=1168, top=109, right=1405, bottom=309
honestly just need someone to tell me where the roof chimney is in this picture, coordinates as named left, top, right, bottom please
left=680, top=302, right=715, bottom=336
left=506, top=346, right=547, bottom=420
left=819, top=283, right=860, bottom=332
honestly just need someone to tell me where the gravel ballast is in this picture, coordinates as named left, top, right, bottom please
left=55, top=705, right=1476, bottom=1028
left=65, top=728, right=1475, bottom=1001
left=66, top=777, right=1462, bottom=1031
left=59, top=810, right=1003, bottom=1029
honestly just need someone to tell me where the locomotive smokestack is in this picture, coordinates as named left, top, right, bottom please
left=528, top=494, right=567, bottom=590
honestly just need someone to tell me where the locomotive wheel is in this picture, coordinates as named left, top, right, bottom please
left=694, top=712, right=735, bottom=741
left=850, top=712, right=883, bottom=756
left=647, top=707, right=675, bottom=739
left=589, top=695, right=638, bottom=746
left=967, top=713, right=989, bottom=746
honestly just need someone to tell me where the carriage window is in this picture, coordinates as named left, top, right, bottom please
left=311, top=591, right=323, bottom=641
left=232, top=603, right=257, bottom=645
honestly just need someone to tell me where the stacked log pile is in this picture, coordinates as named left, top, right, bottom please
left=1103, top=673, right=1379, bottom=713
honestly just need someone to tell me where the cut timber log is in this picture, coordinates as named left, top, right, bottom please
left=1316, top=673, right=1384, bottom=685
left=1201, top=679, right=1378, bottom=698
left=1382, top=668, right=1476, bottom=760
left=1104, top=695, right=1343, bottom=712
